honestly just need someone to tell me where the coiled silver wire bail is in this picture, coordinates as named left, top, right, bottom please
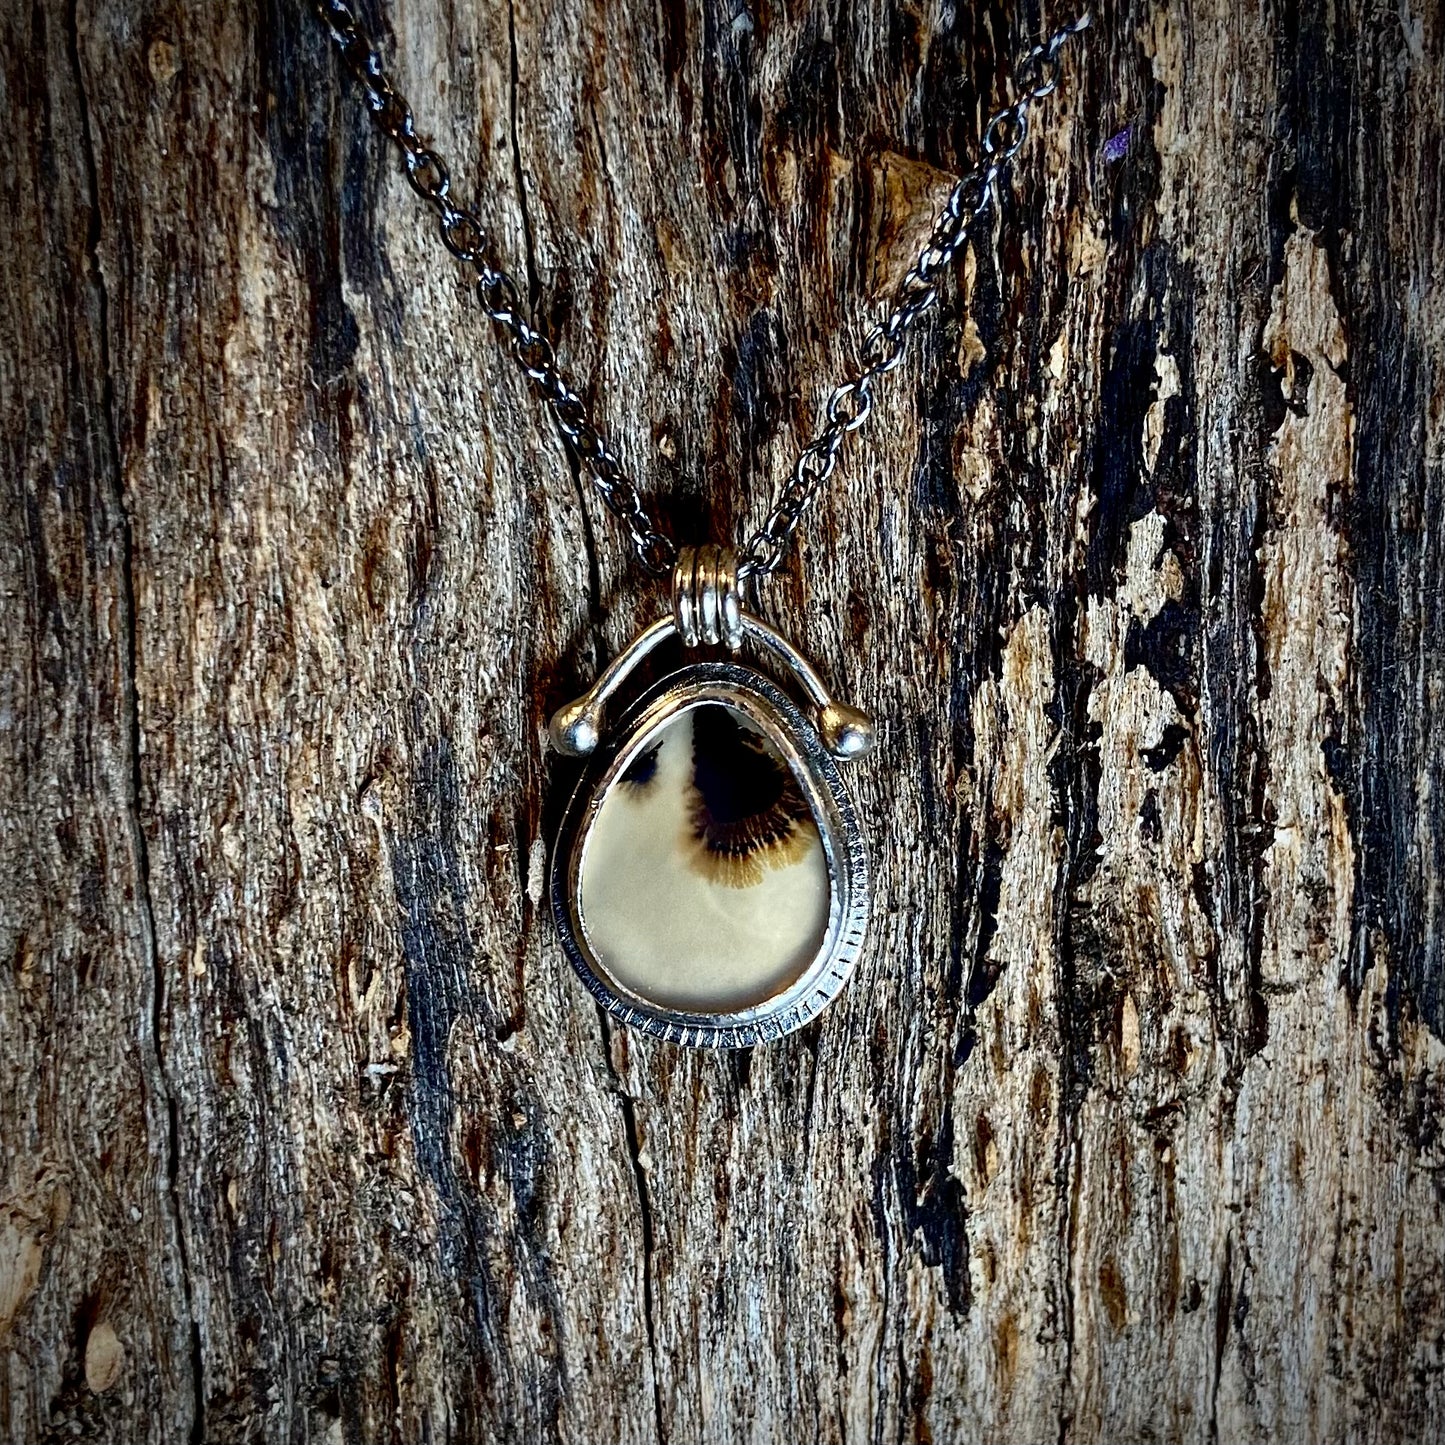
left=672, top=544, right=744, bottom=651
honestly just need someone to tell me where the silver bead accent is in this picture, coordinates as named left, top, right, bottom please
left=547, top=610, right=876, bottom=763
left=820, top=702, right=877, bottom=760
left=547, top=698, right=603, bottom=757
left=546, top=618, right=677, bottom=758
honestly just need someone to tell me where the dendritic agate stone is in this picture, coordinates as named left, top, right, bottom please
left=576, top=702, right=831, bottom=1012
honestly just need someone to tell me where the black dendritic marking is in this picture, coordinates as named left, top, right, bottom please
left=620, top=742, right=662, bottom=792
left=685, top=706, right=812, bottom=887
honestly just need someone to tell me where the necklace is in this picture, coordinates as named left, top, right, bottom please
left=310, top=0, right=1090, bottom=1047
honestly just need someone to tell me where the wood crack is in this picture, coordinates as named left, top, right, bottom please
left=1208, top=1231, right=1234, bottom=1445
left=1055, top=1132, right=1081, bottom=1445
left=602, top=1018, right=668, bottom=1445
left=505, top=0, right=541, bottom=314
left=64, top=0, right=203, bottom=1435
left=504, top=0, right=605, bottom=647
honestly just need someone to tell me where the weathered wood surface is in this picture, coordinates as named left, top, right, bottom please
left=4, top=0, right=1444, bottom=1439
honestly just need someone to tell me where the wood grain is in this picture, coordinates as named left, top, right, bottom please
left=4, top=0, right=1444, bottom=1440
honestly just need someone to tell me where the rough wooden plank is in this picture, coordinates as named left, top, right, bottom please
left=3, top=0, right=1444, bottom=1441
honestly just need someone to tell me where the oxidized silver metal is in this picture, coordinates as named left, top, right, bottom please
left=673, top=544, right=743, bottom=650
left=548, top=594, right=876, bottom=1046
left=551, top=663, right=871, bottom=1047
left=547, top=608, right=876, bottom=763
left=735, top=13, right=1091, bottom=580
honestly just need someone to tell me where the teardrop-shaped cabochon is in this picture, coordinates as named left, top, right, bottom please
left=552, top=663, right=870, bottom=1047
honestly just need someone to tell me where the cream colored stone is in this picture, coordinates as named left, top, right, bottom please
left=577, top=704, right=830, bottom=1013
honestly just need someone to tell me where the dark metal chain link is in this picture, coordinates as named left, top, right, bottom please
left=308, top=0, right=1089, bottom=582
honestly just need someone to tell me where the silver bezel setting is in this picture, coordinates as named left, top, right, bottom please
left=550, top=662, right=871, bottom=1047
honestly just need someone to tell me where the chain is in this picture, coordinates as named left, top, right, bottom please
left=308, top=0, right=677, bottom=574
left=308, top=0, right=1089, bottom=582
left=740, top=13, right=1092, bottom=579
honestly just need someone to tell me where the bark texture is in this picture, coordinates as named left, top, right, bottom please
left=4, top=0, right=1444, bottom=1440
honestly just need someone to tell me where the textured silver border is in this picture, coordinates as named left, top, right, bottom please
left=550, top=662, right=871, bottom=1048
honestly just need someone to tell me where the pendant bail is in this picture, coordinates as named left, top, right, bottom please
left=672, top=544, right=744, bottom=651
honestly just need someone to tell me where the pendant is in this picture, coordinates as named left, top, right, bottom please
left=547, top=546, right=875, bottom=1047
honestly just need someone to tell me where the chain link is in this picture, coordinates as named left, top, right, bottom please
left=308, top=0, right=1089, bottom=583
